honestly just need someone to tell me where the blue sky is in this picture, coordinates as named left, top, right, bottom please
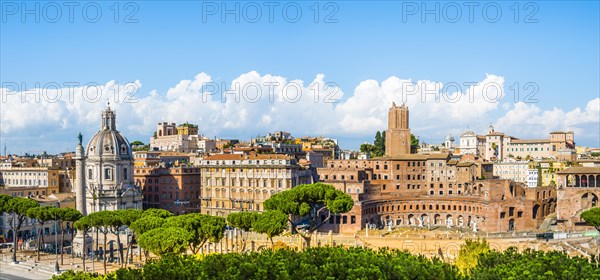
left=1, top=1, right=599, bottom=154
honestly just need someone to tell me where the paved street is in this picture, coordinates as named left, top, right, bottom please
left=0, top=262, right=53, bottom=280
left=0, top=271, right=48, bottom=280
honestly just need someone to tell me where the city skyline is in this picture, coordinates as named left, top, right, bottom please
left=1, top=1, right=599, bottom=154
left=1, top=2, right=599, bottom=278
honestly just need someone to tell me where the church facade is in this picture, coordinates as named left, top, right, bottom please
left=74, top=105, right=143, bottom=215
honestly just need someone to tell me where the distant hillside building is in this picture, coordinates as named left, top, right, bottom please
left=150, top=122, right=216, bottom=153
left=458, top=125, right=575, bottom=161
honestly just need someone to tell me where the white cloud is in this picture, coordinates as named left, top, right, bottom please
left=495, top=98, right=600, bottom=142
left=1, top=72, right=598, bottom=153
left=335, top=74, right=505, bottom=135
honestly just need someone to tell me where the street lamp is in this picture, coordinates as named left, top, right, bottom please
left=11, top=212, right=17, bottom=263
left=54, top=211, right=59, bottom=274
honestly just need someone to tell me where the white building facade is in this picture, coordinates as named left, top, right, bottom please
left=493, top=160, right=530, bottom=183
left=78, top=105, right=143, bottom=214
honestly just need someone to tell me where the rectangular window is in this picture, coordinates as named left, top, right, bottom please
left=104, top=168, right=112, bottom=180
left=351, top=215, right=356, bottom=224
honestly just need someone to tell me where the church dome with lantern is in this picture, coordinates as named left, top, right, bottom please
left=80, top=103, right=142, bottom=214
left=86, top=105, right=133, bottom=159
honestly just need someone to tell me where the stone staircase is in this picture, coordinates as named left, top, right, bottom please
left=566, top=238, right=599, bottom=257
left=561, top=241, right=590, bottom=257
left=1, top=260, right=59, bottom=279
left=539, top=214, right=557, bottom=232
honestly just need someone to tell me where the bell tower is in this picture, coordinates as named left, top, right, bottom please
left=385, top=102, right=411, bottom=156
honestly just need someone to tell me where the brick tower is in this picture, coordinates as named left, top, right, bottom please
left=385, top=102, right=411, bottom=156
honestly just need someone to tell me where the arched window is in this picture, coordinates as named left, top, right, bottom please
left=532, top=204, right=540, bottom=219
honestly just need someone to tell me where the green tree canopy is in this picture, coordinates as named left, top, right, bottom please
left=264, top=183, right=353, bottom=247
left=26, top=205, right=58, bottom=259
left=411, top=134, right=419, bottom=147
left=359, top=143, right=376, bottom=155
left=371, top=131, right=386, bottom=157
left=74, top=215, right=92, bottom=232
left=227, top=212, right=259, bottom=251
left=87, top=210, right=118, bottom=273
left=7, top=196, right=39, bottom=216
left=54, top=207, right=82, bottom=265
left=73, top=215, right=93, bottom=272
left=138, top=227, right=190, bottom=256
left=581, top=207, right=600, bottom=232
left=55, top=207, right=83, bottom=223
left=107, top=210, right=128, bottom=265
left=130, top=215, right=166, bottom=236
left=454, top=239, right=491, bottom=275
left=6, top=197, right=39, bottom=262
left=119, top=209, right=143, bottom=226
left=163, top=214, right=219, bottom=254
left=0, top=194, right=12, bottom=213
left=26, top=205, right=56, bottom=222
left=227, top=212, right=259, bottom=232
left=142, top=208, right=174, bottom=219
left=252, top=210, right=288, bottom=246
left=54, top=247, right=464, bottom=280
left=471, top=247, right=600, bottom=279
